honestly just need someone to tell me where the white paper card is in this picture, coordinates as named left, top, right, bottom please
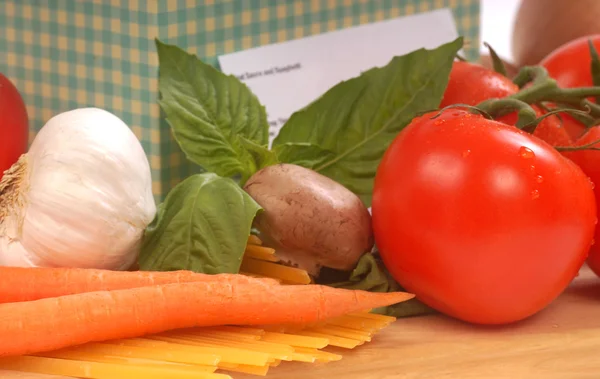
left=218, top=8, right=460, bottom=142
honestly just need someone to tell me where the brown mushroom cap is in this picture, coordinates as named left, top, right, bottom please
left=243, top=164, right=374, bottom=276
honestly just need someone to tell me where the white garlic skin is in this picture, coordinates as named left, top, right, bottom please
left=0, top=108, right=156, bottom=270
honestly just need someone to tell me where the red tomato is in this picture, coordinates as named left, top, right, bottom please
left=440, top=61, right=573, bottom=147
left=563, top=126, right=600, bottom=277
left=544, top=35, right=600, bottom=277
left=0, top=73, right=29, bottom=179
left=497, top=106, right=573, bottom=148
left=440, top=61, right=519, bottom=109
left=372, top=109, right=596, bottom=325
left=540, top=35, right=600, bottom=140
left=540, top=35, right=600, bottom=91
left=588, top=249, right=600, bottom=277
left=559, top=115, right=587, bottom=141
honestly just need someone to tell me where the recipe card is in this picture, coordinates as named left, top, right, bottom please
left=218, top=8, right=460, bottom=142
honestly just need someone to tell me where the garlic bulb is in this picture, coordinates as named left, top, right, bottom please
left=0, top=108, right=156, bottom=270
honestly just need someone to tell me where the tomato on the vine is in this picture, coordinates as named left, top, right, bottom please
left=540, top=35, right=600, bottom=91
left=540, top=35, right=600, bottom=277
left=440, top=61, right=518, bottom=109
left=562, top=126, right=600, bottom=277
left=496, top=106, right=573, bottom=147
left=440, top=61, right=573, bottom=147
left=588, top=241, right=600, bottom=277
left=0, top=73, right=29, bottom=179
left=539, top=35, right=600, bottom=140
left=500, top=115, right=574, bottom=172
left=559, top=115, right=588, bottom=141
left=372, top=109, right=596, bottom=325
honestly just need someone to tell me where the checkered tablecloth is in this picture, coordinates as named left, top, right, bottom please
left=0, top=0, right=480, bottom=201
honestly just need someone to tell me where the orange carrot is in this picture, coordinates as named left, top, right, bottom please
left=0, top=278, right=414, bottom=357
left=0, top=266, right=279, bottom=303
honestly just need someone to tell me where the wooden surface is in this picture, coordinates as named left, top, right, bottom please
left=238, top=265, right=600, bottom=379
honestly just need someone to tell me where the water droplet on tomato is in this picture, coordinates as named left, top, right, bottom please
left=519, top=146, right=535, bottom=159
left=530, top=165, right=536, bottom=172
left=589, top=177, right=595, bottom=189
left=434, top=120, right=444, bottom=126
left=531, top=189, right=540, bottom=200
left=591, top=239, right=596, bottom=246
left=535, top=175, right=544, bottom=183
left=462, top=149, right=471, bottom=158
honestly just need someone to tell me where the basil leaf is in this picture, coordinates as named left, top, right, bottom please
left=139, top=173, right=262, bottom=274
left=156, top=39, right=269, bottom=184
left=239, top=136, right=279, bottom=170
left=273, top=142, right=336, bottom=169
left=324, top=253, right=436, bottom=318
left=273, top=37, right=463, bottom=206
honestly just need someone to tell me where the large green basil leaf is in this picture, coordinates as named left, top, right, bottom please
left=139, top=173, right=262, bottom=274
left=272, top=142, right=336, bottom=169
left=273, top=37, right=463, bottom=206
left=156, top=39, right=271, bottom=184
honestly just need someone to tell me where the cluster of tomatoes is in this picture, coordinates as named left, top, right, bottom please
left=372, top=36, right=600, bottom=325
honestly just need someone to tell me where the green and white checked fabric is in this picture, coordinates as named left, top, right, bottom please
left=0, top=0, right=480, bottom=201
left=0, top=1, right=163, bottom=197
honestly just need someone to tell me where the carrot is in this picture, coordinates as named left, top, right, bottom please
left=0, top=278, right=414, bottom=357
left=0, top=266, right=279, bottom=303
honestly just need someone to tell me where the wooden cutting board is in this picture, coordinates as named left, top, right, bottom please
left=238, top=265, right=600, bottom=379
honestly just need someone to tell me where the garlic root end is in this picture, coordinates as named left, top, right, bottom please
left=0, top=154, right=30, bottom=235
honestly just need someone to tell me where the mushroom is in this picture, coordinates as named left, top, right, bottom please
left=243, top=163, right=374, bottom=277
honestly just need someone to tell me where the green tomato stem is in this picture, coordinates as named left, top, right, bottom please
left=486, top=65, right=600, bottom=121
left=588, top=39, right=600, bottom=104
left=476, top=98, right=538, bottom=128
left=430, top=103, right=494, bottom=120
left=555, top=136, right=600, bottom=151
left=512, top=66, right=550, bottom=88
left=525, top=107, right=596, bottom=133
left=554, top=98, right=600, bottom=119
